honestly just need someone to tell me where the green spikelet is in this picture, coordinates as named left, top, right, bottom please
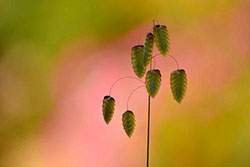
left=153, top=25, right=170, bottom=56
left=145, top=69, right=161, bottom=98
left=143, top=33, right=154, bottom=66
left=131, top=45, right=146, bottom=78
left=122, top=110, right=135, bottom=137
left=170, top=69, right=187, bottom=103
left=102, top=96, right=115, bottom=124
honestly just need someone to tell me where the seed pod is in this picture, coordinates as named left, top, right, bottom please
left=143, top=33, right=154, bottom=66
left=145, top=69, right=161, bottom=98
left=102, top=95, right=115, bottom=124
left=153, top=25, right=170, bottom=56
left=170, top=69, right=187, bottom=103
left=122, top=110, right=135, bottom=137
left=131, top=45, right=146, bottom=78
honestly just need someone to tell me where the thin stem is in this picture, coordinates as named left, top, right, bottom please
left=153, top=57, right=156, bottom=69
left=151, top=53, right=161, bottom=69
left=126, top=85, right=145, bottom=110
left=138, top=31, right=146, bottom=45
left=152, top=53, right=180, bottom=70
left=146, top=59, right=152, bottom=167
left=146, top=95, right=151, bottom=167
left=152, top=53, right=161, bottom=59
left=152, top=19, right=159, bottom=26
left=109, top=76, right=144, bottom=96
left=168, top=54, right=179, bottom=70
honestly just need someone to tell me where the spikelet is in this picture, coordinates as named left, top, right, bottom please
left=131, top=45, right=146, bottom=78
left=102, top=95, right=115, bottom=124
left=153, top=25, right=170, bottom=56
left=143, top=33, right=154, bottom=66
left=170, top=69, right=187, bottom=103
left=122, top=110, right=135, bottom=137
left=145, top=69, right=161, bottom=98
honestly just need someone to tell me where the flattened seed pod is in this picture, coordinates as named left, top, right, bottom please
left=143, top=33, right=154, bottom=66
left=153, top=25, right=170, bottom=56
left=122, top=110, right=135, bottom=137
left=145, top=69, right=161, bottom=98
left=170, top=69, right=187, bottom=103
left=131, top=45, right=146, bottom=78
left=102, top=95, right=115, bottom=124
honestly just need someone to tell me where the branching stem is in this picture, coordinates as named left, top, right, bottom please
left=126, top=85, right=145, bottom=110
left=152, top=53, right=179, bottom=70
left=109, top=76, right=144, bottom=96
left=169, top=54, right=179, bottom=70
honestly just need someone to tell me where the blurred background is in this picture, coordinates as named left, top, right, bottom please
left=0, top=0, right=249, bottom=166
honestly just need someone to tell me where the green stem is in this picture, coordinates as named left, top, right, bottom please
left=146, top=95, right=151, bottom=167
left=146, top=60, right=152, bottom=167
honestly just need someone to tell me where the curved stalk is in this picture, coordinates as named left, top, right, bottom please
left=152, top=53, right=179, bottom=70
left=126, top=85, right=145, bottom=110
left=109, top=76, right=144, bottom=96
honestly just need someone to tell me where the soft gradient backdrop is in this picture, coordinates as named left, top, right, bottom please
left=0, top=0, right=249, bottom=166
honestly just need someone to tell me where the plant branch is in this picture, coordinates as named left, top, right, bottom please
left=146, top=60, right=152, bottom=167
left=146, top=94, right=151, bottom=167
left=126, top=85, right=145, bottom=110
left=109, top=76, right=144, bottom=96
left=152, top=53, right=179, bottom=70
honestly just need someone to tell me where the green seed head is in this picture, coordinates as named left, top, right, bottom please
left=145, top=69, right=162, bottom=98
left=122, top=110, right=135, bottom=137
left=102, top=95, right=115, bottom=124
left=170, top=69, right=187, bottom=103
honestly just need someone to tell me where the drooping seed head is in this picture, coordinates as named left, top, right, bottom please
left=170, top=69, right=187, bottom=103
left=143, top=33, right=154, bottom=66
left=131, top=45, right=146, bottom=78
left=122, top=110, right=135, bottom=137
left=102, top=95, right=115, bottom=124
left=153, top=25, right=170, bottom=56
left=145, top=69, right=162, bottom=98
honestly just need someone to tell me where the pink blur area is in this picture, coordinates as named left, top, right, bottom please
left=29, top=4, right=249, bottom=167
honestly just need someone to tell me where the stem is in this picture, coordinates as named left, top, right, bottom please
left=126, top=85, right=145, bottom=110
left=127, top=85, right=145, bottom=110
left=109, top=76, right=144, bottom=96
left=153, top=57, right=157, bottom=69
left=152, top=19, right=159, bottom=26
left=152, top=53, right=179, bottom=70
left=152, top=53, right=161, bottom=59
left=146, top=95, right=151, bottom=167
left=152, top=53, right=160, bottom=69
left=146, top=60, right=152, bottom=167
left=168, top=54, right=179, bottom=70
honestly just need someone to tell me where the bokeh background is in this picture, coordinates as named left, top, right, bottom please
left=0, top=0, right=250, bottom=166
